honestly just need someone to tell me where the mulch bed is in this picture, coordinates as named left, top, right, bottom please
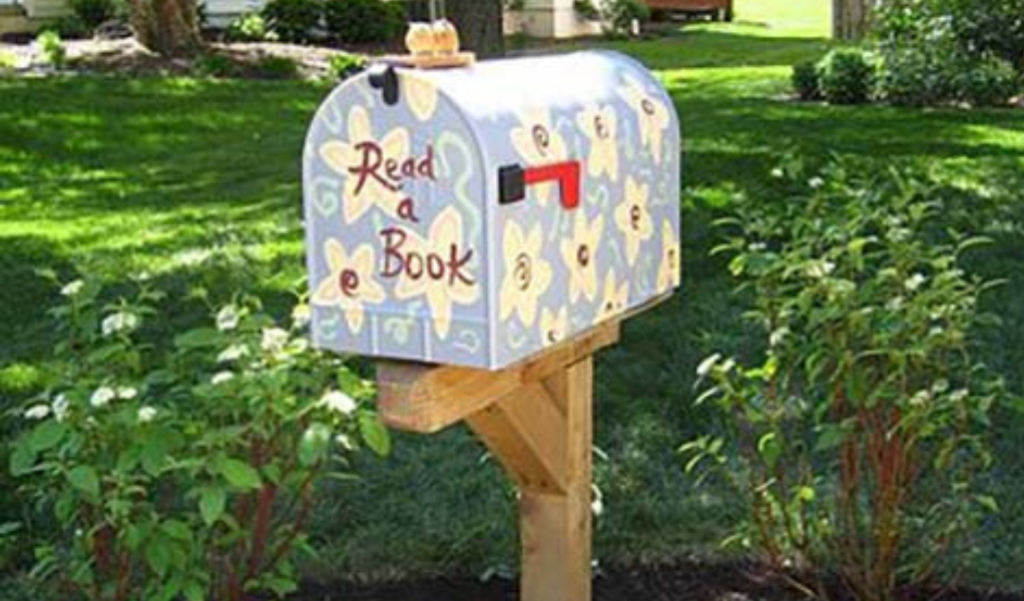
left=0, top=37, right=359, bottom=79
left=296, top=560, right=1023, bottom=601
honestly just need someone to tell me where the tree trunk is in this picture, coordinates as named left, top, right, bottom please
left=832, top=0, right=871, bottom=41
left=444, top=0, right=505, bottom=59
left=129, top=0, right=203, bottom=57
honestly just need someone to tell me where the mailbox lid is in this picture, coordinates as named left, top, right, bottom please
left=303, top=69, right=494, bottom=368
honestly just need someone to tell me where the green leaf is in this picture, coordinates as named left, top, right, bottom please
left=141, top=435, right=167, bottom=477
left=30, top=420, right=67, bottom=453
left=9, top=442, right=37, bottom=476
left=757, top=432, right=780, bottom=469
left=359, top=412, right=391, bottom=457
left=67, top=466, right=100, bottom=499
left=977, top=495, right=999, bottom=513
left=174, top=328, right=223, bottom=349
left=298, top=422, right=331, bottom=468
left=199, top=486, right=226, bottom=526
left=797, top=486, right=816, bottom=503
left=145, top=535, right=171, bottom=577
left=183, top=581, right=205, bottom=601
left=219, top=458, right=261, bottom=490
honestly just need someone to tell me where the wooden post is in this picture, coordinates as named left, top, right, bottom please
left=517, top=358, right=593, bottom=601
left=376, top=322, right=617, bottom=601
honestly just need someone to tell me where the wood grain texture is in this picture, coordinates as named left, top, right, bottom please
left=376, top=320, right=618, bottom=433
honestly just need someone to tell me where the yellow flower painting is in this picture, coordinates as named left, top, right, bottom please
left=500, top=221, right=553, bottom=328
left=393, top=207, right=480, bottom=340
left=618, top=76, right=670, bottom=165
left=614, top=177, right=654, bottom=266
left=312, top=239, right=386, bottom=334
left=318, top=105, right=410, bottom=224
left=539, top=307, right=569, bottom=348
left=596, top=269, right=630, bottom=323
left=560, top=211, right=605, bottom=303
left=510, top=108, right=567, bottom=205
left=656, top=220, right=681, bottom=294
left=403, top=74, right=439, bottom=122
left=575, top=104, right=619, bottom=181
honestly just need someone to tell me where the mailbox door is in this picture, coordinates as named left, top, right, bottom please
left=303, top=72, right=493, bottom=368
left=471, top=59, right=681, bottom=368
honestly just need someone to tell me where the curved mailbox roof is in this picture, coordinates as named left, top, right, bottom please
left=303, top=50, right=681, bottom=370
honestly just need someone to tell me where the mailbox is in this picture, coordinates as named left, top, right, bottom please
left=303, top=50, right=681, bottom=370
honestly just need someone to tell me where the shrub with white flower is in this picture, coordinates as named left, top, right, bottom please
left=101, top=311, right=139, bottom=337
left=11, top=279, right=390, bottom=601
left=686, top=164, right=1001, bottom=601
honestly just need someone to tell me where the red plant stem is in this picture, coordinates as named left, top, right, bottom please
left=265, top=470, right=318, bottom=571
left=244, top=483, right=278, bottom=588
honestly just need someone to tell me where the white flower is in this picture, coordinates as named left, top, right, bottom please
left=217, top=344, right=249, bottom=364
left=886, top=296, right=905, bottom=311
left=771, top=167, right=785, bottom=179
left=950, top=388, right=969, bottom=403
left=51, top=394, right=69, bottom=421
left=24, top=404, right=50, bottom=420
left=910, top=389, right=931, bottom=407
left=261, top=327, right=289, bottom=354
left=335, top=434, right=354, bottom=451
left=904, top=273, right=926, bottom=292
left=117, top=387, right=137, bottom=400
left=90, top=386, right=116, bottom=408
left=101, top=312, right=139, bottom=337
left=591, top=484, right=604, bottom=517
left=211, top=371, right=235, bottom=385
left=806, top=260, right=836, bottom=279
left=320, top=390, right=357, bottom=416
left=696, top=353, right=722, bottom=378
left=748, top=242, right=767, bottom=253
left=216, top=305, right=240, bottom=332
left=808, top=176, right=825, bottom=189
left=292, top=304, right=312, bottom=329
left=61, top=280, right=84, bottom=297
left=137, top=406, right=158, bottom=423
left=769, top=327, right=790, bottom=348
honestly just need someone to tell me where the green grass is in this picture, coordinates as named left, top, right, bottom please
left=4, top=0, right=1024, bottom=592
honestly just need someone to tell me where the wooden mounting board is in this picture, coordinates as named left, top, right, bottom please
left=376, top=320, right=619, bottom=434
left=378, top=52, right=476, bottom=69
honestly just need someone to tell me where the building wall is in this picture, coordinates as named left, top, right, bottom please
left=509, top=0, right=604, bottom=38
left=23, top=0, right=68, bottom=20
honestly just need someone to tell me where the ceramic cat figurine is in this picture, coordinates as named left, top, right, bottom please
left=432, top=19, right=460, bottom=55
left=405, top=22, right=435, bottom=56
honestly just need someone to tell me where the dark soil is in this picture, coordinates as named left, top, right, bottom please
left=295, top=560, right=1024, bottom=601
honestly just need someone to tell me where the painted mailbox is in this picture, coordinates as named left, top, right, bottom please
left=303, top=50, right=681, bottom=370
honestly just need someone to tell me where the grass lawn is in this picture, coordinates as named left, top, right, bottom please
left=3, top=0, right=1024, bottom=592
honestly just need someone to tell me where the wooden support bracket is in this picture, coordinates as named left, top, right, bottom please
left=374, top=320, right=620, bottom=601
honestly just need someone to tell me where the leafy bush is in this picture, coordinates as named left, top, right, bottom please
left=817, top=48, right=875, bottom=105
left=877, top=43, right=956, bottom=107
left=954, top=54, right=1021, bottom=107
left=323, top=0, right=405, bottom=45
left=68, top=0, right=117, bottom=30
left=574, top=0, right=601, bottom=21
left=195, top=53, right=239, bottom=77
left=261, top=0, right=320, bottom=43
left=877, top=0, right=1024, bottom=72
left=9, top=278, right=388, bottom=601
left=791, top=60, right=821, bottom=101
left=602, top=0, right=650, bottom=35
left=685, top=164, right=1001, bottom=601
left=329, top=52, right=365, bottom=80
left=35, top=31, right=66, bottom=69
left=254, top=55, right=298, bottom=79
left=225, top=12, right=275, bottom=42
